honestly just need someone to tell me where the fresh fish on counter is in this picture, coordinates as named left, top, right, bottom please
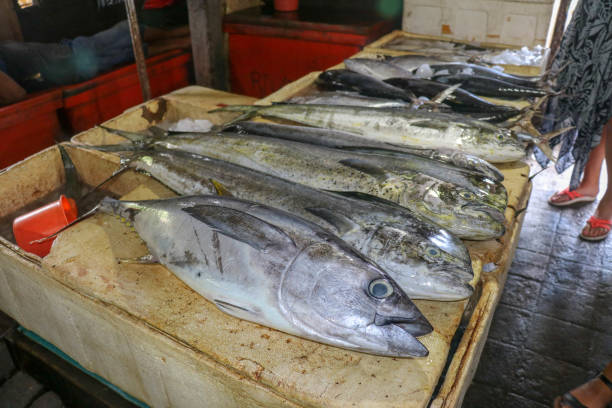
left=383, top=77, right=521, bottom=119
left=229, top=121, right=505, bottom=182
left=432, top=74, right=549, bottom=98
left=389, top=60, right=544, bottom=88
left=144, top=130, right=506, bottom=239
left=113, top=148, right=475, bottom=300
left=99, top=195, right=432, bottom=357
left=211, top=104, right=526, bottom=163
left=344, top=58, right=414, bottom=81
left=316, top=69, right=416, bottom=102
left=287, top=91, right=413, bottom=109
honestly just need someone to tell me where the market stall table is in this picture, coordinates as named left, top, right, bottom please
left=0, top=74, right=532, bottom=407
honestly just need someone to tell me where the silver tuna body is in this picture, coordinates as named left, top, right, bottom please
left=98, top=195, right=432, bottom=357
left=130, top=149, right=475, bottom=301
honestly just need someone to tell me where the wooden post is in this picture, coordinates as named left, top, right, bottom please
left=124, top=0, right=152, bottom=101
left=187, top=0, right=227, bottom=90
left=547, top=0, right=572, bottom=69
left=0, top=0, right=23, bottom=42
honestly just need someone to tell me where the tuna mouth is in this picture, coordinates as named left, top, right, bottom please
left=374, top=313, right=433, bottom=337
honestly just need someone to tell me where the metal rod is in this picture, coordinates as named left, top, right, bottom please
left=124, top=0, right=151, bottom=101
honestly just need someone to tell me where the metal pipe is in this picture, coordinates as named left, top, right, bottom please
left=124, top=0, right=151, bottom=101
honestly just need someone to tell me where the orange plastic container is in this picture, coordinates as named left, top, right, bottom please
left=13, top=195, right=78, bottom=257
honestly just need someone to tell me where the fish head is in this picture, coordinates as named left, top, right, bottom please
left=420, top=181, right=506, bottom=239
left=467, top=175, right=508, bottom=211
left=365, top=224, right=474, bottom=301
left=279, top=241, right=431, bottom=356
left=478, top=127, right=526, bottom=162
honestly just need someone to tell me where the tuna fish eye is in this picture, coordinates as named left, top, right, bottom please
left=426, top=247, right=441, bottom=258
left=368, top=279, right=394, bottom=299
left=459, top=191, right=475, bottom=200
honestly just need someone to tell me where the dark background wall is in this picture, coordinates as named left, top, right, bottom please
left=14, top=0, right=142, bottom=43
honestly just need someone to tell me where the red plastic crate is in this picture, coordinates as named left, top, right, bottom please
left=224, top=7, right=398, bottom=97
left=61, top=50, right=192, bottom=133
left=0, top=90, right=63, bottom=169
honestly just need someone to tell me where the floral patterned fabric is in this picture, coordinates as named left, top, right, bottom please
left=540, top=0, right=612, bottom=189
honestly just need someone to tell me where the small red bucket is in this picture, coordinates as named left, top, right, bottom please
left=13, top=195, right=78, bottom=257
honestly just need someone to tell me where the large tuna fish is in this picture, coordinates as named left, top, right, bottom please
left=98, top=195, right=432, bottom=357
left=120, top=148, right=475, bottom=301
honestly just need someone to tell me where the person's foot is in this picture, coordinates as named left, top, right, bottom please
left=549, top=187, right=597, bottom=207
left=581, top=195, right=612, bottom=241
left=553, top=374, right=612, bottom=407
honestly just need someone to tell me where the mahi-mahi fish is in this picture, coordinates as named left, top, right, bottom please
left=211, top=104, right=526, bottom=163
left=99, top=195, right=432, bottom=357
left=147, top=131, right=506, bottom=239
left=229, top=121, right=504, bottom=182
left=116, top=148, right=475, bottom=300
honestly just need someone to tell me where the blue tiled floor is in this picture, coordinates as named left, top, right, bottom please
left=463, top=159, right=611, bottom=407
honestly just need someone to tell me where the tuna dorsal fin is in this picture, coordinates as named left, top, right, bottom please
left=304, top=207, right=359, bottom=235
left=339, top=158, right=388, bottom=180
left=209, top=179, right=234, bottom=197
left=182, top=205, right=295, bottom=252
left=409, top=120, right=449, bottom=130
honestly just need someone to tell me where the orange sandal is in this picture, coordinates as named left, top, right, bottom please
left=549, top=188, right=596, bottom=207
left=579, top=216, right=612, bottom=241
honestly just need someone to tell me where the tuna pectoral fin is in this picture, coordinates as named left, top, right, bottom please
left=304, top=207, right=359, bottom=235
left=338, top=158, right=388, bottom=180
left=182, top=205, right=295, bottom=252
left=214, top=299, right=258, bottom=320
left=432, top=83, right=462, bottom=104
left=209, top=179, right=234, bottom=197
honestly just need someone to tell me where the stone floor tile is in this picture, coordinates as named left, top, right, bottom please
left=499, top=274, right=542, bottom=311
left=0, top=341, right=14, bottom=384
left=507, top=248, right=550, bottom=281
left=535, top=283, right=599, bottom=328
left=463, top=382, right=550, bottom=408
left=487, top=305, right=533, bottom=347
left=0, top=371, right=44, bottom=408
left=517, top=225, right=556, bottom=255
left=513, top=350, right=591, bottom=405
left=472, top=340, right=523, bottom=387
left=524, top=314, right=594, bottom=369
left=550, top=232, right=607, bottom=267
left=588, top=332, right=612, bottom=371
left=546, top=256, right=609, bottom=294
left=520, top=206, right=561, bottom=232
left=592, top=283, right=612, bottom=332
left=30, top=392, right=65, bottom=408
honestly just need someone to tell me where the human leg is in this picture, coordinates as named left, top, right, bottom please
left=549, top=128, right=607, bottom=206
left=553, top=361, right=612, bottom=408
left=580, top=118, right=612, bottom=240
